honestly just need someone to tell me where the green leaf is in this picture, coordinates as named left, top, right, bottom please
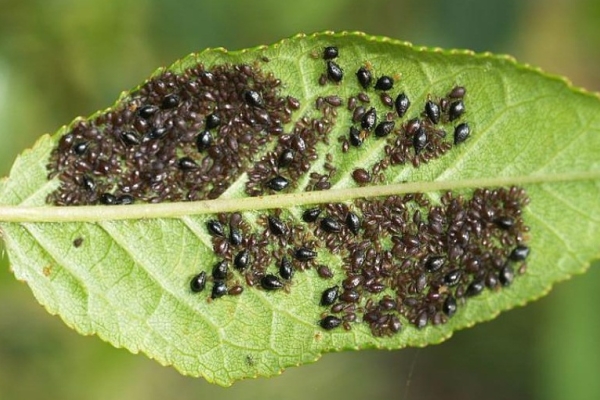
left=0, top=32, right=599, bottom=386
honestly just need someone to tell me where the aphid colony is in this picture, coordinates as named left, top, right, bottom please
left=190, top=186, right=531, bottom=336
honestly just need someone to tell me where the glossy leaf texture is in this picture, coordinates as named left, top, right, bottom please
left=0, top=32, right=599, bottom=386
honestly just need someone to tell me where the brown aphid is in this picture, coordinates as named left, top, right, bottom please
left=352, top=168, right=371, bottom=184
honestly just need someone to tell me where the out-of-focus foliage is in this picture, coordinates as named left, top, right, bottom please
left=0, top=0, right=599, bottom=399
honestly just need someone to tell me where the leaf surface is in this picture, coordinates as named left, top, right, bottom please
left=0, top=32, right=599, bottom=386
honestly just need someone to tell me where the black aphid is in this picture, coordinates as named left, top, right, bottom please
left=212, top=260, right=228, bottom=280
left=137, top=105, right=158, bottom=119
left=205, top=113, right=221, bottom=130
left=465, top=280, right=485, bottom=297
left=116, top=195, right=134, bottom=205
left=425, top=100, right=441, bottom=124
left=178, top=157, right=197, bottom=170
left=374, top=121, right=395, bottom=137
left=319, top=315, right=342, bottom=330
left=356, top=67, right=372, bottom=89
left=346, top=212, right=361, bottom=235
left=99, top=193, right=117, bottom=205
left=302, top=208, right=322, bottom=223
left=425, top=256, right=445, bottom=272
left=161, top=94, right=180, bottom=109
left=374, top=75, right=394, bottom=91
left=326, top=61, right=344, bottom=83
left=73, top=237, right=84, bottom=248
left=413, top=127, right=428, bottom=154
left=510, top=245, right=530, bottom=261
left=73, top=142, right=89, bottom=155
left=277, top=148, right=295, bottom=168
left=82, top=175, right=95, bottom=192
left=120, top=130, right=141, bottom=146
left=229, top=228, right=243, bottom=246
left=323, top=46, right=339, bottom=60
left=244, top=90, right=264, bottom=107
left=196, top=130, right=213, bottom=152
left=267, top=176, right=289, bottom=191
left=268, top=215, right=287, bottom=236
left=449, top=86, right=466, bottom=98
left=279, top=257, right=294, bottom=280
left=499, top=265, right=515, bottom=286
left=395, top=93, right=410, bottom=117
left=147, top=127, right=168, bottom=140
left=349, top=126, right=363, bottom=147
left=320, top=217, right=342, bottom=233
left=261, top=274, right=284, bottom=291
left=361, top=107, right=377, bottom=131
left=207, top=220, right=225, bottom=237
left=190, top=271, right=207, bottom=293
left=317, top=265, right=334, bottom=279
left=211, top=281, right=228, bottom=299
left=234, top=249, right=250, bottom=270
left=454, top=123, right=470, bottom=144
left=320, top=286, right=339, bottom=306
left=352, top=168, right=371, bottom=184
left=443, top=269, right=461, bottom=286
left=443, top=296, right=457, bottom=317
left=494, top=216, right=515, bottom=230
left=448, top=100, right=465, bottom=121
left=294, top=247, right=317, bottom=261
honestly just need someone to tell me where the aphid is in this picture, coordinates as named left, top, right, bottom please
left=374, top=121, right=395, bottom=137
left=345, top=212, right=361, bottom=235
left=279, top=257, right=294, bottom=280
left=229, top=228, right=243, bottom=246
left=374, top=75, right=394, bottom=91
left=234, top=249, right=250, bottom=270
left=425, top=256, right=445, bottom=272
left=261, top=274, right=284, bottom=291
left=178, top=157, right=197, bottom=170
left=82, top=175, right=95, bottom=192
left=394, top=93, right=410, bottom=117
left=147, top=127, right=168, bottom=140
left=494, top=216, right=515, bottom=230
left=206, top=220, right=225, bottom=237
left=443, top=269, right=461, bottom=286
left=294, top=247, right=317, bottom=261
left=357, top=92, right=370, bottom=103
left=211, top=281, right=228, bottom=299
left=319, top=315, right=342, bottom=330
left=190, top=271, right=207, bottom=293
left=465, top=280, right=485, bottom=297
left=137, top=105, right=158, bottom=119
left=413, top=127, right=428, bottom=154
left=453, top=123, right=470, bottom=145
left=380, top=92, right=393, bottom=108
left=161, top=93, right=180, bottom=109
left=302, top=208, right=321, bottom=223
left=352, top=168, right=371, bottom=184
left=415, top=311, right=428, bottom=329
left=244, top=90, right=264, bottom=107
left=228, top=285, right=244, bottom=296
left=267, top=176, right=289, bottom=191
left=116, top=195, right=134, bottom=205
left=425, top=100, right=441, bottom=124
left=99, top=193, right=117, bottom=205
left=212, top=260, right=229, bottom=280
left=278, top=149, right=295, bottom=168
left=448, top=100, right=465, bottom=121
left=340, top=289, right=359, bottom=303
left=405, top=118, right=421, bottom=135
left=509, top=245, right=530, bottom=261
left=448, top=86, right=466, bottom=98
left=323, top=46, right=339, bottom=60
left=317, top=265, right=333, bottom=279
left=342, top=275, right=363, bottom=290
left=268, top=215, right=287, bottom=236
left=320, top=286, right=339, bottom=306
left=196, top=131, right=213, bottom=152
left=356, top=66, right=372, bottom=89
left=324, top=95, right=343, bottom=107
left=320, top=217, right=342, bottom=233
left=349, top=126, right=363, bottom=147
left=443, top=296, right=457, bottom=317
left=499, top=265, right=515, bottom=286
left=73, top=237, right=84, bottom=248
left=205, top=113, right=221, bottom=130
left=361, top=107, right=377, bottom=131
left=73, top=142, right=89, bottom=155
left=326, top=61, right=344, bottom=83
left=120, top=130, right=141, bottom=146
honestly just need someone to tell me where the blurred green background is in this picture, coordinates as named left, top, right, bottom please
left=1, top=0, right=599, bottom=399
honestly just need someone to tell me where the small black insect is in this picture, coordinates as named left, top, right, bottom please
left=73, top=237, right=84, bottom=248
left=120, top=130, right=141, bottom=146
left=425, top=100, right=441, bottom=124
left=380, top=92, right=393, bottom=108
left=268, top=216, right=287, bottom=236
left=99, top=193, right=117, bottom=205
left=425, top=256, right=445, bottom=272
left=448, top=86, right=466, bottom=98
left=137, top=105, right=159, bottom=119
left=323, top=46, right=339, bottom=60
left=443, top=269, right=461, bottom=286
left=294, top=247, right=317, bottom=261
left=454, top=123, right=470, bottom=145
left=319, top=315, right=342, bottom=330
left=178, top=157, right=197, bottom=170
left=499, top=265, right=515, bottom=286
left=345, top=212, right=361, bottom=235
left=302, top=208, right=322, bottom=223
left=494, top=216, right=515, bottom=230
left=261, top=274, right=284, bottom=291
left=465, top=280, right=485, bottom=297
left=317, top=265, right=333, bottom=279
left=340, top=289, right=360, bottom=303
left=326, top=61, right=344, bottom=83
left=352, top=168, right=371, bottom=184
left=320, top=286, right=339, bottom=306
left=448, top=100, right=465, bottom=121
left=413, top=127, right=428, bottom=154
left=443, top=296, right=457, bottom=317
left=267, top=176, right=289, bottom=191
left=211, top=281, right=228, bottom=299
left=320, top=217, right=342, bottom=233
left=374, top=75, right=394, bottom=91
left=73, top=142, right=89, bottom=155
left=349, top=126, right=363, bottom=147
left=229, top=228, right=243, bottom=246
left=279, top=257, right=294, bottom=280
left=228, top=285, right=244, bottom=296
left=161, top=93, right=180, bottom=109
left=116, top=195, right=134, bottom=205
left=206, top=220, right=225, bottom=237
left=355, top=66, right=372, bottom=89
left=244, top=90, right=264, bottom=108
left=374, top=121, right=395, bottom=137
left=234, top=249, right=250, bottom=270
left=361, top=107, right=377, bottom=131
left=146, top=127, right=168, bottom=140
left=196, top=130, right=213, bottom=152
left=394, top=93, right=410, bottom=118
left=277, top=149, right=295, bottom=168
left=190, top=271, right=207, bottom=293
left=82, top=175, right=95, bottom=192
left=205, top=113, right=221, bottom=130
left=212, top=260, right=228, bottom=280
left=509, top=245, right=530, bottom=261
